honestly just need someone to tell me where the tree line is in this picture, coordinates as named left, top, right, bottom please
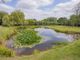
left=38, top=15, right=80, bottom=26
left=0, top=10, right=80, bottom=26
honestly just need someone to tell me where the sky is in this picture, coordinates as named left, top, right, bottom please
left=0, top=0, right=80, bottom=20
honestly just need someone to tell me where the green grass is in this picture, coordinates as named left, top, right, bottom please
left=47, top=25, right=80, bottom=34
left=0, top=45, right=15, bottom=57
left=0, top=39, right=80, bottom=60
left=0, top=26, right=16, bottom=44
left=0, top=25, right=80, bottom=60
left=16, top=25, right=40, bottom=30
left=38, top=39, right=80, bottom=60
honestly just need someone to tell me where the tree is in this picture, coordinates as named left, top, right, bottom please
left=57, top=17, right=68, bottom=25
left=27, top=19, right=37, bottom=25
left=72, top=2, right=80, bottom=26
left=41, top=17, right=57, bottom=25
left=2, top=15, right=10, bottom=26
left=70, top=15, right=80, bottom=26
left=0, top=11, right=8, bottom=25
left=10, top=10, right=25, bottom=26
left=74, top=2, right=80, bottom=15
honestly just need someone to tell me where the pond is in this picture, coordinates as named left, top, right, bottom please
left=6, top=28, right=74, bottom=56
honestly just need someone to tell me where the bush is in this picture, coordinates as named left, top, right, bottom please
left=15, top=30, right=41, bottom=46
left=0, top=46, right=14, bottom=57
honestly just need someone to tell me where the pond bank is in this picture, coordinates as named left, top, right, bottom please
left=5, top=27, right=76, bottom=56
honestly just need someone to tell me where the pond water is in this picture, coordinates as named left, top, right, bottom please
left=35, top=28, right=74, bottom=42
left=6, top=28, right=74, bottom=56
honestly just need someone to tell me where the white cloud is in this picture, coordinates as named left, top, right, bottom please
left=51, top=0, right=80, bottom=18
left=16, top=0, right=54, bottom=20
left=0, top=3, right=14, bottom=13
left=16, top=0, right=80, bottom=20
left=0, top=0, right=80, bottom=20
left=34, top=0, right=53, bottom=6
left=17, top=0, right=53, bottom=9
left=17, top=0, right=38, bottom=9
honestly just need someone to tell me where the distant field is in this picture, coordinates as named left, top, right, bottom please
left=47, top=25, right=80, bottom=34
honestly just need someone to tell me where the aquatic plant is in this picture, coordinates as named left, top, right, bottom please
left=15, top=30, right=41, bottom=46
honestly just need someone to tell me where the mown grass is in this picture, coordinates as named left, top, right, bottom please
left=47, top=25, right=80, bottom=34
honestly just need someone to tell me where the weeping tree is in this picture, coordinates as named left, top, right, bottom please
left=10, top=10, right=25, bottom=26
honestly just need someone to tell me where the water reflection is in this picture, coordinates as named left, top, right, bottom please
left=35, top=28, right=74, bottom=42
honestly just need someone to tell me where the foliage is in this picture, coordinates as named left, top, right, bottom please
left=15, top=30, right=41, bottom=46
left=0, top=45, right=14, bottom=57
left=25, top=19, right=37, bottom=25
left=41, top=17, right=58, bottom=25
left=2, top=15, right=11, bottom=26
left=10, top=10, right=25, bottom=26
left=57, top=17, right=68, bottom=25
left=0, top=11, right=8, bottom=25
left=70, top=15, right=80, bottom=26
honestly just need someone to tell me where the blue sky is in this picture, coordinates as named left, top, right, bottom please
left=6, top=0, right=70, bottom=8
left=39, top=0, right=70, bottom=11
left=0, top=0, right=79, bottom=20
left=6, top=0, right=18, bottom=7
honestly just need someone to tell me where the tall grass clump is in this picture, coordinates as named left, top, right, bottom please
left=0, top=26, right=16, bottom=43
left=0, top=45, right=15, bottom=57
left=15, top=30, right=41, bottom=46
